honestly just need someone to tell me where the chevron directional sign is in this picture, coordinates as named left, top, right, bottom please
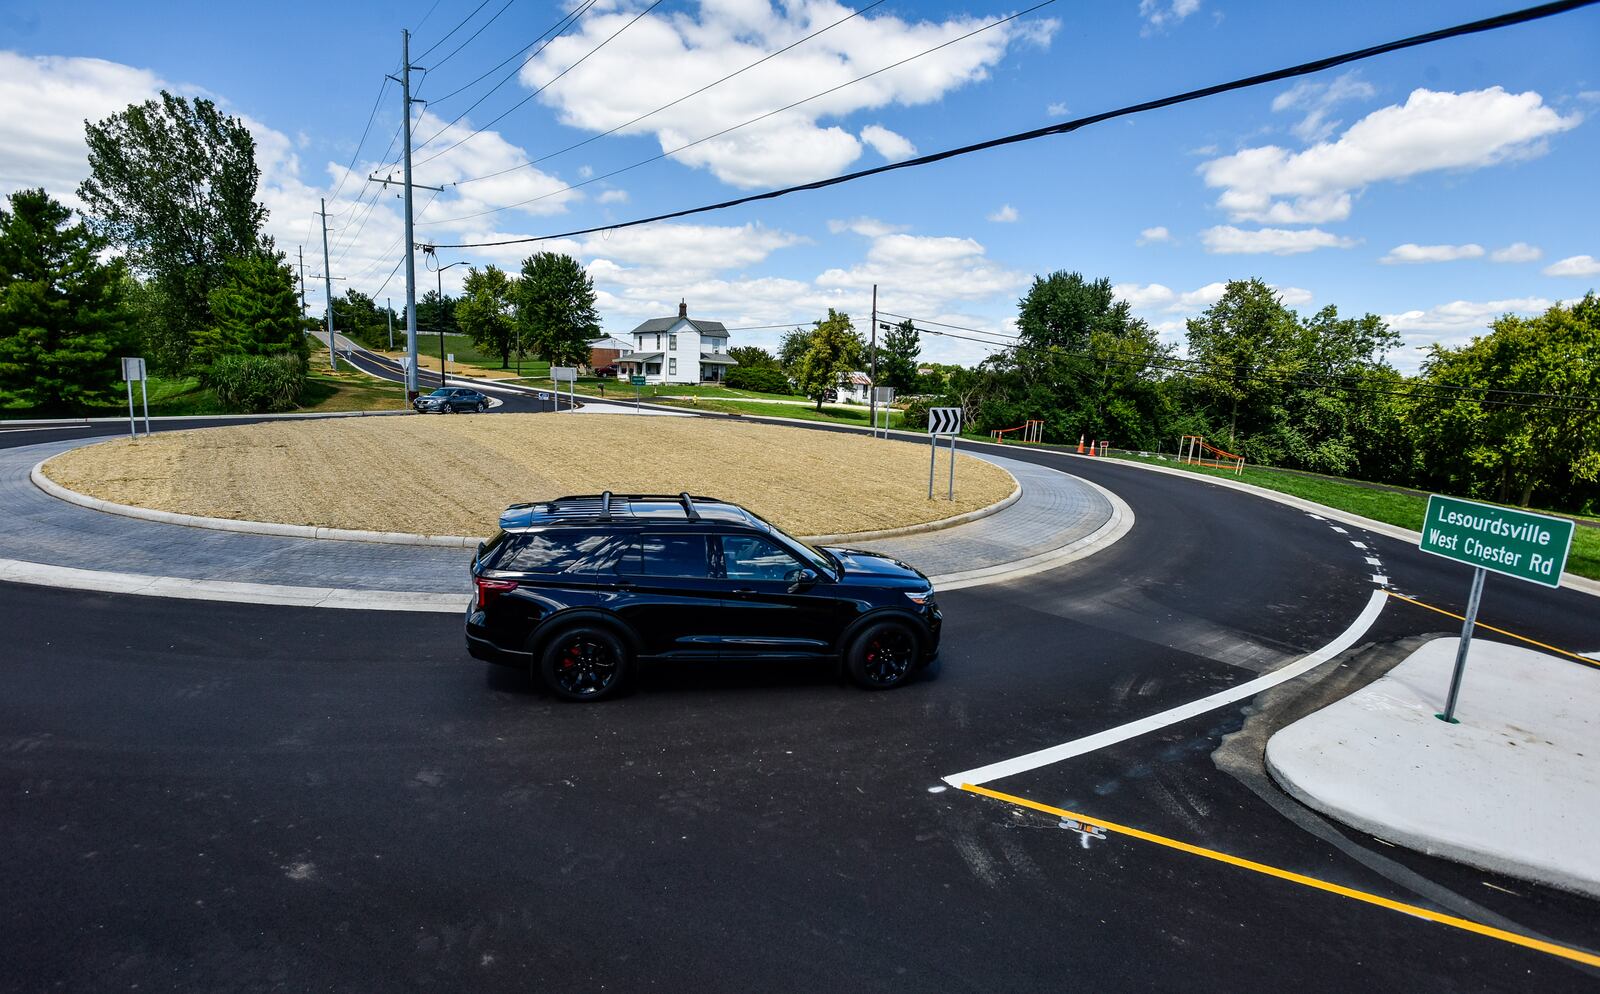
left=928, top=407, right=962, bottom=436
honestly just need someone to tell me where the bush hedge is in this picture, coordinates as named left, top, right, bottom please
left=724, top=366, right=793, bottom=394
left=202, top=353, right=306, bottom=412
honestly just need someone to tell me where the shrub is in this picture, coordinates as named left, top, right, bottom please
left=901, top=398, right=931, bottom=430
left=202, top=353, right=306, bottom=412
left=724, top=365, right=792, bottom=394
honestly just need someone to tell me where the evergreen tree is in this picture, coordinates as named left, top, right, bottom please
left=195, top=252, right=306, bottom=367
left=512, top=251, right=599, bottom=369
left=0, top=189, right=137, bottom=412
left=878, top=319, right=921, bottom=394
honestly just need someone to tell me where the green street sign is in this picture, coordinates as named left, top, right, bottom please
left=630, top=375, right=647, bottom=386
left=1419, top=494, right=1574, bottom=588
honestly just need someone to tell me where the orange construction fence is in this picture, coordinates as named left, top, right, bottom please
left=990, top=419, right=1044, bottom=445
left=1177, top=434, right=1245, bottom=475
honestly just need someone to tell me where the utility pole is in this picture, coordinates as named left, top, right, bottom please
left=869, top=283, right=878, bottom=433
left=387, top=297, right=394, bottom=350
left=377, top=30, right=443, bottom=403
left=317, top=198, right=337, bottom=370
left=297, top=245, right=307, bottom=316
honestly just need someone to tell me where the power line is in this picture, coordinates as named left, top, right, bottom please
left=425, top=0, right=1600, bottom=249
left=413, top=0, right=662, bottom=168
left=423, top=0, right=598, bottom=108
left=324, top=77, right=393, bottom=211
left=420, top=0, right=1055, bottom=224
left=423, top=0, right=519, bottom=74
left=413, top=0, right=496, bottom=63
left=449, top=0, right=888, bottom=189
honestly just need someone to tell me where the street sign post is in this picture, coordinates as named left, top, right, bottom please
left=120, top=357, right=148, bottom=439
left=1418, top=494, right=1576, bottom=723
left=630, top=374, right=647, bottom=412
left=551, top=366, right=578, bottom=412
left=927, top=407, right=962, bottom=501
left=872, top=386, right=895, bottom=438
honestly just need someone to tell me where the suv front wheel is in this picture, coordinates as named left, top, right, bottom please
left=844, top=620, right=920, bottom=690
left=539, top=625, right=631, bottom=701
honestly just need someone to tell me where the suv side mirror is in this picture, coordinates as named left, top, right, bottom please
left=787, top=568, right=819, bottom=593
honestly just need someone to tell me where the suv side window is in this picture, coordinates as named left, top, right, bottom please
left=720, top=534, right=801, bottom=582
left=499, top=529, right=611, bottom=574
left=613, top=533, right=714, bottom=579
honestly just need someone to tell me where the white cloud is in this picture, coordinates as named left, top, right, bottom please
left=1544, top=254, right=1600, bottom=277
left=860, top=124, right=915, bottom=161
left=1114, top=280, right=1311, bottom=312
left=1270, top=72, right=1376, bottom=143
left=1201, top=225, right=1358, bottom=255
left=827, top=216, right=907, bottom=237
left=816, top=233, right=1025, bottom=302
left=1047, top=101, right=1069, bottom=116
left=1137, top=225, right=1170, bottom=244
left=1490, top=242, right=1542, bottom=263
left=987, top=204, right=1019, bottom=223
left=1379, top=242, right=1485, bottom=264
left=520, top=3, right=1057, bottom=189
left=1202, top=87, right=1581, bottom=225
left=1383, top=297, right=1558, bottom=366
left=1139, top=0, right=1201, bottom=33
left=596, top=189, right=629, bottom=204
left=580, top=222, right=803, bottom=274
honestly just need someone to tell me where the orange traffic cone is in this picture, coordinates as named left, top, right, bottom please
left=1077, top=434, right=1084, bottom=454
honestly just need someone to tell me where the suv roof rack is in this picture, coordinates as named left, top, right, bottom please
left=678, top=492, right=700, bottom=521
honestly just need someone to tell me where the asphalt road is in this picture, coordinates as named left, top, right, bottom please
left=2, top=428, right=1597, bottom=991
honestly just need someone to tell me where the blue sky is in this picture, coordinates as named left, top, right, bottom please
left=2, top=0, right=1597, bottom=370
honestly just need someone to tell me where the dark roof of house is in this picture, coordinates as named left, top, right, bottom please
left=700, top=353, right=738, bottom=364
left=618, top=351, right=664, bottom=362
left=630, top=316, right=728, bottom=335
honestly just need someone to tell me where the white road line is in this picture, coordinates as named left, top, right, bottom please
left=1365, top=557, right=1382, bottom=566
left=1372, top=574, right=1389, bottom=585
left=1330, top=526, right=1348, bottom=534
left=1305, top=513, right=1325, bottom=520
left=1350, top=541, right=1368, bottom=549
left=941, top=590, right=1389, bottom=788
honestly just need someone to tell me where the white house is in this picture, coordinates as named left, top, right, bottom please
left=836, top=371, right=873, bottom=404
left=613, top=301, right=737, bottom=385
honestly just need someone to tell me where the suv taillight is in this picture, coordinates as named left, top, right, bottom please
left=475, top=577, right=518, bottom=609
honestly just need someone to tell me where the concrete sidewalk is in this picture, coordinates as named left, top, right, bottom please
left=1267, top=637, right=1600, bottom=897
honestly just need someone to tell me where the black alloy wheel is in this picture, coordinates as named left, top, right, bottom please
left=540, top=627, right=628, bottom=701
left=846, top=621, right=919, bottom=690
left=477, top=400, right=488, bottom=413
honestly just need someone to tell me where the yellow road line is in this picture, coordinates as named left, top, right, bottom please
left=960, top=783, right=1600, bottom=969
left=1384, top=591, right=1600, bottom=668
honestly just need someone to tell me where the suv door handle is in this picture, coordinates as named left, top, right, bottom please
left=731, top=588, right=756, bottom=596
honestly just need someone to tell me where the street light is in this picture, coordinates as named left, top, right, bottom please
left=425, top=253, right=468, bottom=388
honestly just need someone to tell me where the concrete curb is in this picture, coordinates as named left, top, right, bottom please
left=1075, top=452, right=1600, bottom=600
left=31, top=440, right=1023, bottom=551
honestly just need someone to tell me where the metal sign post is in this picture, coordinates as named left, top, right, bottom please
left=120, top=357, right=147, bottom=439
left=927, top=407, right=962, bottom=501
left=551, top=366, right=578, bottom=412
left=1417, top=494, right=1575, bottom=723
left=631, top=374, right=647, bottom=413
left=872, top=386, right=895, bottom=438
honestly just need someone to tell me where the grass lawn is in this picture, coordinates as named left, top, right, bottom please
left=2, top=375, right=227, bottom=419
left=1110, top=451, right=1600, bottom=581
left=377, top=335, right=550, bottom=380
left=300, top=361, right=409, bottom=412
left=647, top=396, right=905, bottom=428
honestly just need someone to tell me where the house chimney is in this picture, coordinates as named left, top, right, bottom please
left=678, top=299, right=688, bottom=319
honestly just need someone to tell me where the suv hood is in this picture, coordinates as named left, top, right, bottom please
left=824, top=547, right=929, bottom=586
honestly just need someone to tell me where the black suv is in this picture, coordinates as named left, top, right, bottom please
left=413, top=387, right=489, bottom=413
left=466, top=493, right=941, bottom=700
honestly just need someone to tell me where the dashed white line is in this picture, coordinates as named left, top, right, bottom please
left=1330, top=526, right=1348, bottom=534
left=1364, top=557, right=1382, bottom=566
left=941, top=590, right=1389, bottom=788
left=1350, top=541, right=1368, bottom=549
left=1372, top=574, right=1389, bottom=585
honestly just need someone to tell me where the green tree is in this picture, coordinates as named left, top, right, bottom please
left=78, top=91, right=267, bottom=368
left=1410, top=294, right=1600, bottom=508
left=1017, top=271, right=1130, bottom=352
left=728, top=345, right=777, bottom=369
left=777, top=327, right=813, bottom=372
left=0, top=189, right=137, bottom=412
left=193, top=251, right=306, bottom=368
left=795, top=309, right=858, bottom=410
left=512, top=251, right=599, bottom=369
left=878, top=319, right=921, bottom=393
left=456, top=266, right=517, bottom=367
left=416, top=288, right=457, bottom=336
left=1184, top=279, right=1310, bottom=449
left=331, top=288, right=387, bottom=351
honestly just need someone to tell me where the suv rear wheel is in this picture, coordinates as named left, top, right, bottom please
left=539, top=625, right=631, bottom=701
left=845, top=620, right=919, bottom=690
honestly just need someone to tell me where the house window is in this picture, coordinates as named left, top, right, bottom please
left=656, top=333, right=663, bottom=349
left=669, top=358, right=677, bottom=376
left=669, top=334, right=678, bottom=349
